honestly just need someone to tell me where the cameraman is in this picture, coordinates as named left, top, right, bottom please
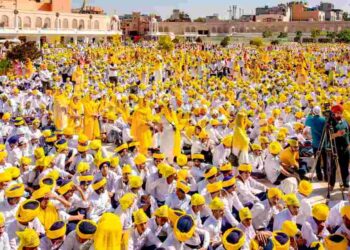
left=305, top=106, right=327, bottom=181
left=330, top=104, right=350, bottom=189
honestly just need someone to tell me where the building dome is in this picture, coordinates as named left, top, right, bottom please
left=151, top=17, right=157, bottom=23
left=112, top=15, right=120, bottom=21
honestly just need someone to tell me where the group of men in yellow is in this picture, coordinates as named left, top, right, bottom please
left=0, top=40, right=349, bottom=250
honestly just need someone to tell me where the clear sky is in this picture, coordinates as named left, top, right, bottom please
left=73, top=0, right=350, bottom=19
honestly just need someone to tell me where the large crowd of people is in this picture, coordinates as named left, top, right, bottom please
left=0, top=40, right=348, bottom=249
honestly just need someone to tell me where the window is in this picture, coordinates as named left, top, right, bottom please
left=35, top=17, right=42, bottom=28
left=72, top=19, right=78, bottom=29
left=23, top=16, right=31, bottom=28
left=0, top=15, right=9, bottom=28
left=63, top=19, right=69, bottom=29
left=43, top=17, right=51, bottom=29
left=94, top=20, right=99, bottom=30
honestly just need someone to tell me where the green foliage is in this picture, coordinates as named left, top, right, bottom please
left=194, top=17, right=206, bottom=22
left=250, top=37, right=264, bottom=47
left=0, top=59, right=11, bottom=75
left=271, top=40, right=280, bottom=45
left=337, top=29, right=350, bottom=43
left=220, top=36, right=231, bottom=47
left=172, top=36, right=185, bottom=44
left=262, top=30, right=273, bottom=38
left=326, top=31, right=337, bottom=39
left=158, top=36, right=174, bottom=51
left=295, top=31, right=302, bottom=38
left=311, top=29, right=321, bottom=39
left=6, top=41, right=42, bottom=62
left=278, top=32, right=288, bottom=38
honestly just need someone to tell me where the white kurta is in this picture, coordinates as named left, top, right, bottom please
left=159, top=116, right=175, bottom=163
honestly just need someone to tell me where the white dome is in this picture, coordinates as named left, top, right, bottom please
left=151, top=17, right=157, bottom=23
left=112, top=15, right=120, bottom=21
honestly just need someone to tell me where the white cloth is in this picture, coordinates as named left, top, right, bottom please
left=251, top=199, right=279, bottom=230
left=0, top=232, right=10, bottom=250
left=296, top=192, right=312, bottom=225
left=88, top=191, right=112, bottom=222
left=301, top=217, right=330, bottom=247
left=237, top=222, right=256, bottom=249
left=236, top=177, right=266, bottom=205
left=165, top=193, right=191, bottom=211
left=273, top=208, right=297, bottom=231
left=129, top=228, right=162, bottom=250
left=203, top=215, right=222, bottom=243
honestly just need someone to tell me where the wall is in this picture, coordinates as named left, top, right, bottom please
left=0, top=0, right=71, bottom=12
left=158, top=20, right=350, bottom=35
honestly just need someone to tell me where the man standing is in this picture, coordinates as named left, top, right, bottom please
left=330, top=104, right=350, bottom=189
left=305, top=106, right=327, bottom=181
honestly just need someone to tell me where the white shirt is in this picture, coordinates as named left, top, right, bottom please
left=251, top=199, right=279, bottom=230
left=165, top=193, right=191, bottom=211
left=237, top=222, right=256, bottom=249
left=0, top=197, right=26, bottom=228
left=301, top=217, right=330, bottom=247
left=152, top=178, right=175, bottom=202
left=296, top=192, right=312, bottom=225
left=88, top=190, right=112, bottom=222
left=264, top=153, right=281, bottom=184
left=61, top=230, right=92, bottom=250
left=326, top=200, right=349, bottom=230
left=203, top=215, right=222, bottom=243
left=273, top=208, right=296, bottom=231
left=236, top=177, right=266, bottom=205
left=0, top=232, right=10, bottom=250
left=161, top=228, right=210, bottom=250
left=148, top=217, right=169, bottom=237
left=129, top=228, right=162, bottom=250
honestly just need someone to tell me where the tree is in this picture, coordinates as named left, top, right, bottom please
left=194, top=17, right=206, bottom=22
left=326, top=31, right=337, bottom=40
left=158, top=35, right=174, bottom=51
left=7, top=41, right=42, bottom=62
left=311, top=29, right=321, bottom=40
left=262, top=30, right=272, bottom=38
left=337, top=29, right=350, bottom=43
left=295, top=31, right=303, bottom=38
left=173, top=36, right=184, bottom=44
left=250, top=37, right=264, bottom=47
left=220, top=36, right=231, bottom=47
left=278, top=32, right=288, bottom=38
left=343, top=12, right=350, bottom=21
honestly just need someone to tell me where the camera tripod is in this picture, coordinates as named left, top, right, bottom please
left=310, top=120, right=345, bottom=200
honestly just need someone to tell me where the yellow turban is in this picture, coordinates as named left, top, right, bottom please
left=77, top=162, right=90, bottom=173
left=57, top=181, right=74, bottom=195
left=134, top=154, right=147, bottom=165
left=269, top=141, right=283, bottom=155
left=174, top=215, right=196, bottom=242
left=207, top=181, right=222, bottom=194
left=122, top=164, right=132, bottom=174
left=191, top=154, right=204, bottom=160
left=0, top=172, right=11, bottom=183
left=287, top=139, right=299, bottom=147
left=298, top=180, right=313, bottom=197
left=271, top=231, right=290, bottom=249
left=20, top=157, right=32, bottom=165
left=237, top=164, right=252, bottom=172
left=341, top=205, right=350, bottom=220
left=92, top=178, right=107, bottom=191
left=222, top=176, right=236, bottom=188
left=90, top=139, right=102, bottom=150
left=251, top=144, right=262, bottom=151
left=133, top=209, right=148, bottom=225
left=129, top=176, right=143, bottom=189
left=239, top=207, right=252, bottom=221
left=110, top=157, right=120, bottom=168
left=204, top=167, right=218, bottom=179
left=94, top=213, right=122, bottom=250
left=154, top=205, right=169, bottom=218
left=115, top=143, right=128, bottom=153
left=5, top=183, right=24, bottom=198
left=177, top=154, right=188, bottom=167
left=0, top=212, right=4, bottom=226
left=267, top=188, right=283, bottom=200
left=222, top=228, right=245, bottom=250
left=283, top=193, right=300, bottom=207
left=16, top=199, right=40, bottom=223
left=153, top=153, right=165, bottom=160
left=282, top=220, right=299, bottom=237
left=324, top=234, right=348, bottom=249
left=191, top=194, right=205, bottom=206
left=31, top=186, right=51, bottom=200
left=162, top=165, right=176, bottom=178
left=47, top=220, right=66, bottom=239
left=209, top=197, right=225, bottom=210
left=220, top=162, right=232, bottom=172
left=17, top=228, right=40, bottom=250
left=76, top=220, right=97, bottom=240
left=34, top=147, right=45, bottom=160
left=222, top=135, right=233, bottom=147
left=312, top=203, right=329, bottom=221
left=176, top=180, right=190, bottom=193
left=119, top=193, right=136, bottom=210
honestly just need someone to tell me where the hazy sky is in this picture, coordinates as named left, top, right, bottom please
left=73, top=0, right=350, bottom=19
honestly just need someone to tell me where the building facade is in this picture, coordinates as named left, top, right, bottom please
left=255, top=4, right=291, bottom=22
left=290, top=3, right=325, bottom=21
left=157, top=20, right=350, bottom=36
left=0, top=0, right=121, bottom=44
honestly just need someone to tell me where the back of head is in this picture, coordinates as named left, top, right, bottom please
left=94, top=213, right=122, bottom=250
